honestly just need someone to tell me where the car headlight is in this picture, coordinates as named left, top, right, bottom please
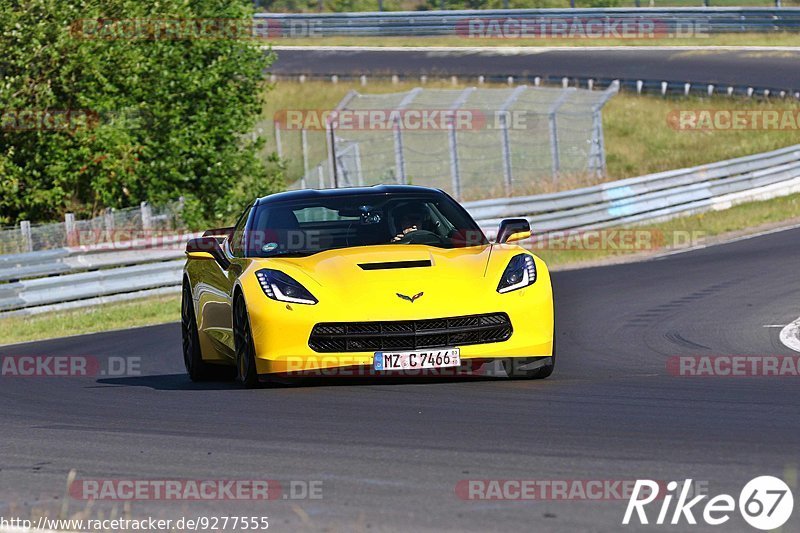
left=256, top=269, right=318, bottom=305
left=497, top=254, right=536, bottom=294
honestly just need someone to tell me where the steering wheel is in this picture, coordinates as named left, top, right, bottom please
left=394, top=229, right=441, bottom=245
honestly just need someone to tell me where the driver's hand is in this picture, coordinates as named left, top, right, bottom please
left=392, top=225, right=418, bottom=242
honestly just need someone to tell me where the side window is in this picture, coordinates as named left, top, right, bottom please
left=229, top=205, right=252, bottom=258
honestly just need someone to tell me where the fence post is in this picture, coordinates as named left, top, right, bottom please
left=64, top=213, right=76, bottom=247
left=104, top=208, right=115, bottom=244
left=318, top=166, right=325, bottom=189
left=448, top=87, right=476, bottom=200
left=393, top=125, right=407, bottom=184
left=301, top=128, right=309, bottom=189
left=325, top=90, right=359, bottom=189
left=326, top=120, right=338, bottom=188
left=141, top=202, right=152, bottom=231
left=498, top=85, right=528, bottom=197
left=274, top=120, right=283, bottom=159
left=20, top=220, right=33, bottom=253
left=547, top=89, right=575, bottom=180
left=353, top=143, right=364, bottom=186
left=588, top=81, right=619, bottom=177
left=391, top=87, right=422, bottom=184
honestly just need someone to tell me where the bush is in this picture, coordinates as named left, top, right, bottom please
left=0, top=0, right=278, bottom=226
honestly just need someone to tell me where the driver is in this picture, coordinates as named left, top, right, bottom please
left=391, top=205, right=427, bottom=242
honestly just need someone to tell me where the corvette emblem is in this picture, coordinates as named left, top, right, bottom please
left=397, top=292, right=424, bottom=303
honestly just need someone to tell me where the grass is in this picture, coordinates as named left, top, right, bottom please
left=2, top=191, right=800, bottom=343
left=271, top=32, right=800, bottom=48
left=260, top=79, right=800, bottom=193
left=0, top=293, right=180, bottom=346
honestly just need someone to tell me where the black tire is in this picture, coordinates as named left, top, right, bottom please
left=233, top=295, right=260, bottom=388
left=182, top=282, right=213, bottom=381
left=503, top=337, right=556, bottom=379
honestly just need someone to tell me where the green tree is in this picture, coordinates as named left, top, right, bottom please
left=0, top=0, right=278, bottom=226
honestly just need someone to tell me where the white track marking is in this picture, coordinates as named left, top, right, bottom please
left=780, top=317, right=800, bottom=354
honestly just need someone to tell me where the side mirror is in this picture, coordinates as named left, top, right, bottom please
left=202, top=226, right=234, bottom=239
left=496, top=218, right=531, bottom=244
left=186, top=236, right=231, bottom=270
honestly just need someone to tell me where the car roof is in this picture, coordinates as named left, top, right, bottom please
left=254, top=185, right=448, bottom=206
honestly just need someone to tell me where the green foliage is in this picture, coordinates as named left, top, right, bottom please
left=0, top=0, right=278, bottom=226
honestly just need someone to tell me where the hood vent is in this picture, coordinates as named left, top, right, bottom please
left=358, top=260, right=432, bottom=271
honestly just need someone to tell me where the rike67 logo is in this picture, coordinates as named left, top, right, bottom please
left=623, top=476, right=794, bottom=530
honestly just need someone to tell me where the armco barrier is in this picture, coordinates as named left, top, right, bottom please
left=0, top=233, right=200, bottom=283
left=254, top=8, right=800, bottom=36
left=1, top=144, right=799, bottom=316
left=465, top=144, right=800, bottom=229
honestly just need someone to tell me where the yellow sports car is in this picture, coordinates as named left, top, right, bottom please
left=182, top=185, right=554, bottom=387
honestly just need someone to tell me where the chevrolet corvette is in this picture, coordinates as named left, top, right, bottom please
left=181, top=185, right=554, bottom=387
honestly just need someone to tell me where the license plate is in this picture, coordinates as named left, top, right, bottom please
left=373, top=348, right=461, bottom=371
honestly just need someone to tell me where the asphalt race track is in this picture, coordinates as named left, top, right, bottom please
left=271, top=47, right=800, bottom=93
left=1, top=226, right=799, bottom=532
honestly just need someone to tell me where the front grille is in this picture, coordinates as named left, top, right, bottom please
left=308, top=313, right=512, bottom=353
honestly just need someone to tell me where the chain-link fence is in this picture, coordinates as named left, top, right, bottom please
left=0, top=201, right=185, bottom=255
left=280, top=83, right=618, bottom=201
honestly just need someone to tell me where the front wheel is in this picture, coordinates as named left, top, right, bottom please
left=233, top=296, right=260, bottom=388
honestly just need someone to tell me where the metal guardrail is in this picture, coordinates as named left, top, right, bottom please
left=1, top=143, right=799, bottom=316
left=0, top=260, right=184, bottom=315
left=465, top=144, right=800, bottom=228
left=255, top=8, right=800, bottom=36
left=0, top=233, right=198, bottom=283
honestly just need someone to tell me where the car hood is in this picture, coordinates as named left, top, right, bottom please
left=241, top=244, right=547, bottom=320
left=251, top=244, right=513, bottom=305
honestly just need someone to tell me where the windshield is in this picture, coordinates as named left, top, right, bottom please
left=244, top=193, right=488, bottom=258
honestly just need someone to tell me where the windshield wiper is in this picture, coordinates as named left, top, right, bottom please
left=260, top=250, right=317, bottom=258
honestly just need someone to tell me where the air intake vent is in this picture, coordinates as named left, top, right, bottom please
left=358, top=260, right=432, bottom=271
left=309, top=313, right=513, bottom=353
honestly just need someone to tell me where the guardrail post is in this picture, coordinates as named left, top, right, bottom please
left=20, top=220, right=32, bottom=253
left=141, top=202, right=152, bottom=231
